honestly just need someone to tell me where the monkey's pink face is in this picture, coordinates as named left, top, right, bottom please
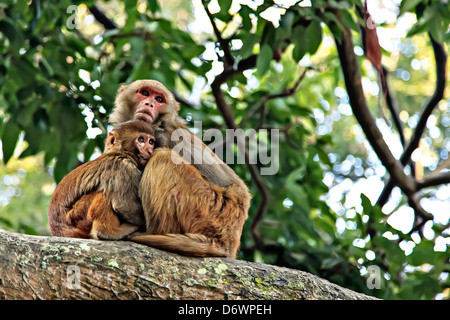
left=134, top=86, right=167, bottom=124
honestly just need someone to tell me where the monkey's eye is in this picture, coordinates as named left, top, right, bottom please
left=149, top=138, right=155, bottom=145
left=155, top=96, right=164, bottom=103
left=140, top=89, right=150, bottom=96
left=138, top=136, right=145, bottom=143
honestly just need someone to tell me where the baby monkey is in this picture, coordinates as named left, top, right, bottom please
left=48, top=120, right=155, bottom=240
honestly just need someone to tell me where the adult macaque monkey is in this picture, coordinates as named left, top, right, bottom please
left=110, top=80, right=251, bottom=258
left=48, top=120, right=155, bottom=240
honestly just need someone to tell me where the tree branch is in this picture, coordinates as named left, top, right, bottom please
left=88, top=5, right=117, bottom=30
left=381, top=67, right=407, bottom=146
left=209, top=68, right=309, bottom=249
left=417, top=172, right=450, bottom=191
left=333, top=18, right=440, bottom=224
left=202, top=6, right=270, bottom=250
left=357, top=6, right=407, bottom=148
left=210, top=78, right=270, bottom=250
left=334, top=21, right=417, bottom=197
left=213, top=55, right=258, bottom=86
left=400, top=36, right=447, bottom=167
left=209, top=68, right=308, bottom=249
left=376, top=35, right=447, bottom=207
left=241, top=68, right=310, bottom=128
left=202, top=1, right=234, bottom=67
left=0, top=229, right=376, bottom=300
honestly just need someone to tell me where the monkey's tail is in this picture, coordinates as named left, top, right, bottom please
left=129, top=233, right=229, bottom=258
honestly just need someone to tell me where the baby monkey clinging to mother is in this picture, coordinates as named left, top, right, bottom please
left=49, top=79, right=251, bottom=259
left=110, top=80, right=251, bottom=258
left=48, top=120, right=155, bottom=240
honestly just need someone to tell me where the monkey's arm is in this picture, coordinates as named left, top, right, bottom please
left=88, top=191, right=139, bottom=240
left=98, top=153, right=145, bottom=226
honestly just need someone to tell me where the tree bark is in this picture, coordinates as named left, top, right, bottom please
left=0, top=229, right=375, bottom=300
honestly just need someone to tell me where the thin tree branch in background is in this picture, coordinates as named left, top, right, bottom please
left=358, top=6, right=407, bottom=148
left=376, top=35, right=447, bottom=207
left=215, top=55, right=258, bottom=85
left=417, top=172, right=450, bottom=191
left=334, top=21, right=417, bottom=196
left=226, top=71, right=309, bottom=246
left=240, top=68, right=309, bottom=129
left=381, top=67, right=406, bottom=146
left=173, top=93, right=197, bottom=110
left=334, top=18, right=438, bottom=224
left=211, top=79, right=270, bottom=250
left=207, top=40, right=307, bottom=250
left=202, top=1, right=234, bottom=67
left=400, top=36, right=447, bottom=167
left=381, top=66, right=417, bottom=179
left=427, top=157, right=450, bottom=178
left=89, top=5, right=117, bottom=30
left=202, top=4, right=271, bottom=249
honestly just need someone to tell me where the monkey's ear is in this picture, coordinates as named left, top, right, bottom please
left=173, top=101, right=180, bottom=113
left=105, top=131, right=119, bottom=150
left=118, top=84, right=128, bottom=93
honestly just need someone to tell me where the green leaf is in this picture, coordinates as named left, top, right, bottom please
left=66, top=36, right=88, bottom=57
left=399, top=0, right=424, bottom=16
left=130, top=56, right=152, bottom=80
left=412, top=273, right=441, bottom=299
left=406, top=240, right=437, bottom=266
left=339, top=10, right=358, bottom=32
left=260, top=21, right=276, bottom=48
left=372, top=235, right=405, bottom=274
left=428, top=9, right=444, bottom=43
left=239, top=5, right=253, bottom=30
left=147, top=0, right=160, bottom=14
left=0, top=216, right=14, bottom=229
left=360, top=193, right=385, bottom=221
left=292, top=25, right=307, bottom=62
left=84, top=138, right=100, bottom=162
left=0, top=17, right=24, bottom=54
left=280, top=11, right=295, bottom=31
left=256, top=44, right=272, bottom=76
left=406, top=17, right=429, bottom=37
left=38, top=57, right=54, bottom=77
left=238, top=33, right=259, bottom=59
left=306, top=20, right=322, bottom=54
left=2, top=120, right=21, bottom=164
left=286, top=166, right=306, bottom=187
left=216, top=0, right=232, bottom=22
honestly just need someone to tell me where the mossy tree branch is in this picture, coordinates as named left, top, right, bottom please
left=0, top=229, right=375, bottom=300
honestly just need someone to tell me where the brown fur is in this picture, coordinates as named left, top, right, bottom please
left=48, top=121, right=154, bottom=240
left=111, top=80, right=251, bottom=258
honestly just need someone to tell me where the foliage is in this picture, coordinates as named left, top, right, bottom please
left=0, top=0, right=449, bottom=299
left=0, top=156, right=53, bottom=236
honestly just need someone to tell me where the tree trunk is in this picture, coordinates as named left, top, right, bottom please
left=0, top=229, right=375, bottom=300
